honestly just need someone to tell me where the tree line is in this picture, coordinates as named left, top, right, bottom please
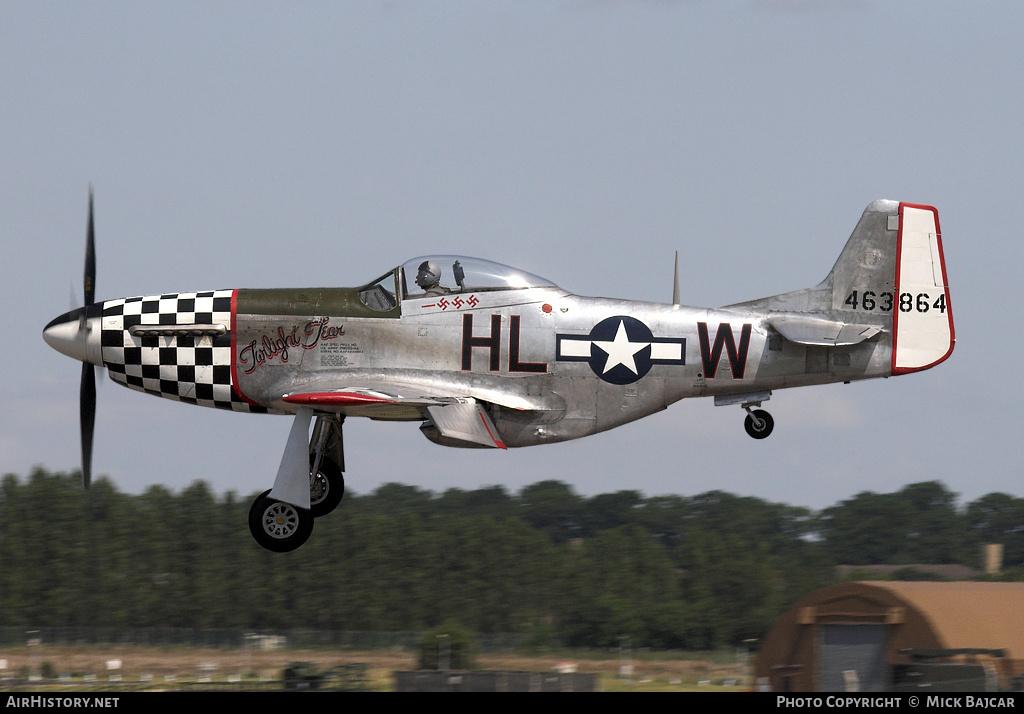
left=1, top=469, right=1021, bottom=649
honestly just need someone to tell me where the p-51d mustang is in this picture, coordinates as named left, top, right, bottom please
left=44, top=198, right=954, bottom=551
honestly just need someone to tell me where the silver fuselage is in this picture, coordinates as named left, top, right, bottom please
left=53, top=282, right=887, bottom=449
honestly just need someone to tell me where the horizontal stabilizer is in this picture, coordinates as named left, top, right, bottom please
left=769, top=315, right=882, bottom=346
left=425, top=402, right=507, bottom=449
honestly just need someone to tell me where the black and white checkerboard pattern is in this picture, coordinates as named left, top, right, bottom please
left=100, top=290, right=266, bottom=413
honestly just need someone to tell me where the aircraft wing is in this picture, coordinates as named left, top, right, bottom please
left=280, top=385, right=511, bottom=449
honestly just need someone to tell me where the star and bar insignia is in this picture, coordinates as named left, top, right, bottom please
left=555, top=315, right=685, bottom=385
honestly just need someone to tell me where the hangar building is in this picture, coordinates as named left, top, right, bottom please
left=755, top=581, right=1024, bottom=692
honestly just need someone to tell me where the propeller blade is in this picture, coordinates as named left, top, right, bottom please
left=84, top=188, right=96, bottom=307
left=80, top=361, right=95, bottom=489
left=81, top=188, right=97, bottom=488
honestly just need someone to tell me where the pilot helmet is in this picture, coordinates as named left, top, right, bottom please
left=416, top=260, right=442, bottom=288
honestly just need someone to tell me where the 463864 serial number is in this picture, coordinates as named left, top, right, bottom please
left=844, top=290, right=947, bottom=314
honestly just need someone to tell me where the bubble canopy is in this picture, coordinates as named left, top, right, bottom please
left=400, top=256, right=556, bottom=298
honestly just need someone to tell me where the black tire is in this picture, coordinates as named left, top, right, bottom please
left=744, top=409, right=774, bottom=439
left=309, top=454, right=345, bottom=518
left=248, top=490, right=314, bottom=552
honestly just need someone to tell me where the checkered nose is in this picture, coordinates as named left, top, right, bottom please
left=43, top=304, right=104, bottom=366
left=95, top=289, right=262, bottom=412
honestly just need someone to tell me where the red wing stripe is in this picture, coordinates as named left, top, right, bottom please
left=283, top=392, right=397, bottom=406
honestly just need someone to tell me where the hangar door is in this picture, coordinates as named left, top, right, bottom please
left=818, top=625, right=889, bottom=691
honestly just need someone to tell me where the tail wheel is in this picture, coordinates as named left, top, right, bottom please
left=309, top=455, right=345, bottom=518
left=744, top=409, right=774, bottom=439
left=249, top=490, right=314, bottom=552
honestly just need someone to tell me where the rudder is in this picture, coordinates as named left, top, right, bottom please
left=891, top=203, right=954, bottom=373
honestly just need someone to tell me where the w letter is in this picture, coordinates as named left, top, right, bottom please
left=697, top=322, right=751, bottom=379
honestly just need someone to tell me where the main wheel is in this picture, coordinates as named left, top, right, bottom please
left=309, top=454, right=345, bottom=518
left=744, top=409, right=774, bottom=439
left=249, top=490, right=314, bottom=552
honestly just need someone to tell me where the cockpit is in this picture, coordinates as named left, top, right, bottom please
left=357, top=256, right=557, bottom=312
left=401, top=256, right=555, bottom=297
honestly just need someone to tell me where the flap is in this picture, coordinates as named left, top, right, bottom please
left=426, top=402, right=507, bottom=449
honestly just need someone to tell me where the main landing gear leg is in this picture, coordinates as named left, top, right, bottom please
left=248, top=410, right=347, bottom=552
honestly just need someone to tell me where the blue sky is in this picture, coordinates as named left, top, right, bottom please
left=3, top=1, right=1021, bottom=510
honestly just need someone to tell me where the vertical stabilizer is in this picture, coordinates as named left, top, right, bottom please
left=828, top=200, right=901, bottom=313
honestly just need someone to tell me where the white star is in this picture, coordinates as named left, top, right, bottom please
left=592, top=320, right=649, bottom=375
